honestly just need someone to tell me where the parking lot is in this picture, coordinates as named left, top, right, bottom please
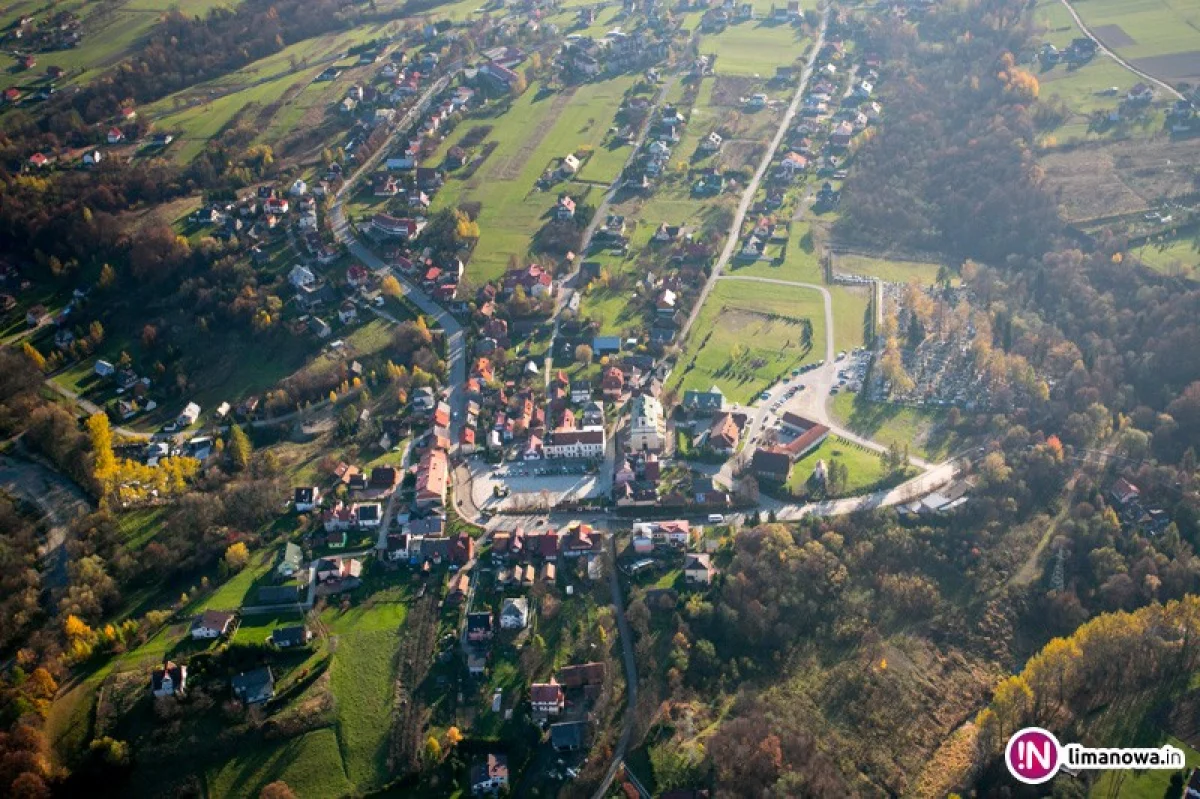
left=466, top=459, right=611, bottom=512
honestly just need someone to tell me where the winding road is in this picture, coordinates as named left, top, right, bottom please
left=717, top=275, right=932, bottom=471
left=1056, top=0, right=1183, bottom=100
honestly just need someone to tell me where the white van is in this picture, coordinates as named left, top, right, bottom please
left=707, top=514, right=725, bottom=524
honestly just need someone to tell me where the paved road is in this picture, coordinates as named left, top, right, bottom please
left=329, top=69, right=467, bottom=450
left=716, top=275, right=932, bottom=471
left=675, top=9, right=828, bottom=347
left=1057, top=0, right=1183, bottom=100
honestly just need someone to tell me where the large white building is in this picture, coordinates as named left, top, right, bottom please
left=628, top=394, right=666, bottom=452
left=543, top=427, right=606, bottom=459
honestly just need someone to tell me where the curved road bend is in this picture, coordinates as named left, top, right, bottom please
left=1057, top=0, right=1183, bottom=100
left=717, top=275, right=933, bottom=470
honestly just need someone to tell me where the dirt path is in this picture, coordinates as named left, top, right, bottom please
left=0, top=454, right=93, bottom=589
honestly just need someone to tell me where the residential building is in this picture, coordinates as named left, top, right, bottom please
left=684, top=553, right=715, bottom=585
left=708, top=413, right=739, bottom=453
left=416, top=448, right=449, bottom=508
left=751, top=447, right=793, bottom=483
left=544, top=427, right=606, bottom=459
left=150, top=661, right=186, bottom=698
left=556, top=195, right=577, bottom=220
left=271, top=626, right=312, bottom=648
left=231, top=667, right=275, bottom=704
left=190, top=609, right=234, bottom=640
left=293, top=486, right=321, bottom=512
left=467, top=612, right=495, bottom=644
left=683, top=386, right=724, bottom=414
left=628, top=394, right=666, bottom=452
left=277, top=542, right=303, bottom=579
left=470, top=754, right=509, bottom=795
left=178, top=401, right=202, bottom=427
left=558, top=662, right=606, bottom=689
left=500, top=597, right=530, bottom=629
left=532, top=680, right=565, bottom=714
left=551, top=720, right=588, bottom=752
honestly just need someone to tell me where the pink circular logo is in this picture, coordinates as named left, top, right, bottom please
left=1005, top=727, right=1062, bottom=784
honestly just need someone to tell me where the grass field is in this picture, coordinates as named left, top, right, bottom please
left=671, top=280, right=825, bottom=404
left=1090, top=734, right=1200, bottom=798
left=145, top=26, right=389, bottom=163
left=207, top=728, right=354, bottom=799
left=706, top=21, right=810, bottom=77
left=433, top=76, right=635, bottom=285
left=829, top=391, right=961, bottom=461
left=1132, top=234, right=1200, bottom=277
left=1067, top=0, right=1200, bottom=67
left=0, top=0, right=251, bottom=91
left=328, top=627, right=400, bottom=789
left=831, top=253, right=948, bottom=285
left=786, top=435, right=887, bottom=495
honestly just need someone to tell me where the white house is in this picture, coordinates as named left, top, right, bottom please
left=178, top=402, right=201, bottom=427
left=82, top=150, right=102, bottom=166
left=543, top=427, right=606, bottom=459
left=289, top=178, right=308, bottom=196
left=106, top=127, right=124, bottom=145
left=560, top=153, right=581, bottom=175
left=289, top=264, right=316, bottom=288
left=94, top=359, right=115, bottom=377
left=190, top=610, right=234, bottom=640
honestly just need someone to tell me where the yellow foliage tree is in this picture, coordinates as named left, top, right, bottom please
left=224, top=542, right=251, bottom=572
left=65, top=614, right=93, bottom=640
left=381, top=275, right=402, bottom=298
left=87, top=413, right=118, bottom=495
left=21, top=342, right=46, bottom=372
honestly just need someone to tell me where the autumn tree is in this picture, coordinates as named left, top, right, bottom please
left=575, top=343, right=593, bottom=364
left=228, top=424, right=252, bottom=472
left=224, top=542, right=250, bottom=572
left=21, top=343, right=46, bottom=372
left=86, top=412, right=117, bottom=496
left=381, top=275, right=402, bottom=298
left=260, top=781, right=297, bottom=799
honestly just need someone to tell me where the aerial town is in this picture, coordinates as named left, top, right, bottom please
left=0, top=0, right=1199, bottom=796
